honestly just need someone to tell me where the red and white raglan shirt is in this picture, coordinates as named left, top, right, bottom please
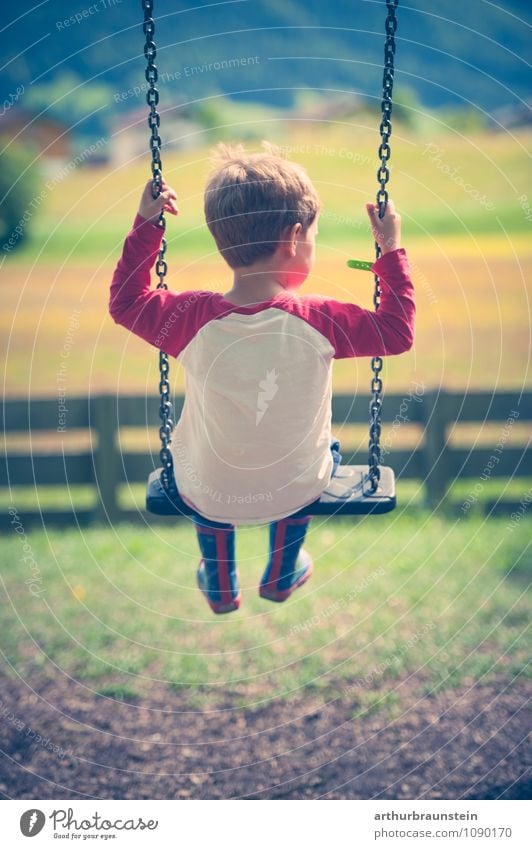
left=109, top=214, right=415, bottom=524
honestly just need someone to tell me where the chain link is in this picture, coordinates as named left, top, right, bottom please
left=367, top=0, right=398, bottom=494
left=142, top=0, right=176, bottom=494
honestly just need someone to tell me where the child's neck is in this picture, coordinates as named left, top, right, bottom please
left=224, top=271, right=290, bottom=306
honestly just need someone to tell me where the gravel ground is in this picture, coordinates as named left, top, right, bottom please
left=0, top=672, right=530, bottom=800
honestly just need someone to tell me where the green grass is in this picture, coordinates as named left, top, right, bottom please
left=6, top=198, right=526, bottom=263
left=3, top=123, right=530, bottom=264
left=1, top=513, right=529, bottom=712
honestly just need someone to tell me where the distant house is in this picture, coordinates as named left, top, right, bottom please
left=0, top=107, right=111, bottom=178
left=0, top=108, right=73, bottom=159
left=110, top=105, right=203, bottom=166
left=292, top=93, right=364, bottom=123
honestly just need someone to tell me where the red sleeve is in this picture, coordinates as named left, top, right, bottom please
left=108, top=213, right=214, bottom=357
left=301, top=248, right=416, bottom=358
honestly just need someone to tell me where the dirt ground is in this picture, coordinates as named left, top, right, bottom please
left=0, top=671, right=530, bottom=800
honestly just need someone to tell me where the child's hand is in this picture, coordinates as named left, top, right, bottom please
left=138, top=179, right=179, bottom=223
left=365, top=199, right=401, bottom=254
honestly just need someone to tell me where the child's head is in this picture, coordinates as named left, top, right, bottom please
left=204, top=141, right=321, bottom=287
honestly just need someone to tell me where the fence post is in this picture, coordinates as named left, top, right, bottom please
left=422, top=389, right=449, bottom=509
left=91, top=394, right=119, bottom=522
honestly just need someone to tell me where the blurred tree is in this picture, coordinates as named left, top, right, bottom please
left=192, top=100, right=226, bottom=137
left=438, top=105, right=489, bottom=133
left=23, top=72, right=112, bottom=140
left=0, top=139, right=40, bottom=254
left=192, top=98, right=274, bottom=142
left=388, top=86, right=427, bottom=131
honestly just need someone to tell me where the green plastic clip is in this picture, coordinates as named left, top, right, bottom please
left=347, top=259, right=373, bottom=271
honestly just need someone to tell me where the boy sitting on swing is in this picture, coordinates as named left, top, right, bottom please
left=109, top=142, right=415, bottom=614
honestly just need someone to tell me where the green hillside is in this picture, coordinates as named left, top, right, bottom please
left=2, top=0, right=530, bottom=118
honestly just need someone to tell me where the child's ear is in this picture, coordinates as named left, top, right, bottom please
left=288, top=222, right=302, bottom=247
left=278, top=222, right=301, bottom=256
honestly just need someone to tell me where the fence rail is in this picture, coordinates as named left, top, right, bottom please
left=1, top=390, right=531, bottom=528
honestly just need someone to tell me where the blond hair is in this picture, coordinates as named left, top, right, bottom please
left=204, top=140, right=321, bottom=268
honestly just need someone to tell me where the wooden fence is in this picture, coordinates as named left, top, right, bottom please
left=1, top=390, right=531, bottom=528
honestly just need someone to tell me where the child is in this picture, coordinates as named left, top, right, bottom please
left=109, top=142, right=415, bottom=614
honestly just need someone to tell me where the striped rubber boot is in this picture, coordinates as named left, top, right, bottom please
left=259, top=516, right=313, bottom=602
left=194, top=520, right=241, bottom=614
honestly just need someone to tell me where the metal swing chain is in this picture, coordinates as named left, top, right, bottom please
left=142, top=0, right=175, bottom=494
left=367, top=0, right=398, bottom=494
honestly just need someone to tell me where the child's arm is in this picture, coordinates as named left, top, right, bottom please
left=313, top=200, right=415, bottom=358
left=109, top=181, right=212, bottom=357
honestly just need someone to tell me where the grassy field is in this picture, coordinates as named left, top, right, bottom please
left=1, top=123, right=531, bottom=396
left=1, top=512, right=529, bottom=712
left=5, top=121, right=531, bottom=260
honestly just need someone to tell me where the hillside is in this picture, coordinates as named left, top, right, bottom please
left=1, top=0, right=530, bottom=117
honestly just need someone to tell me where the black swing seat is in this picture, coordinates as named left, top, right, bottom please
left=146, top=465, right=396, bottom=517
